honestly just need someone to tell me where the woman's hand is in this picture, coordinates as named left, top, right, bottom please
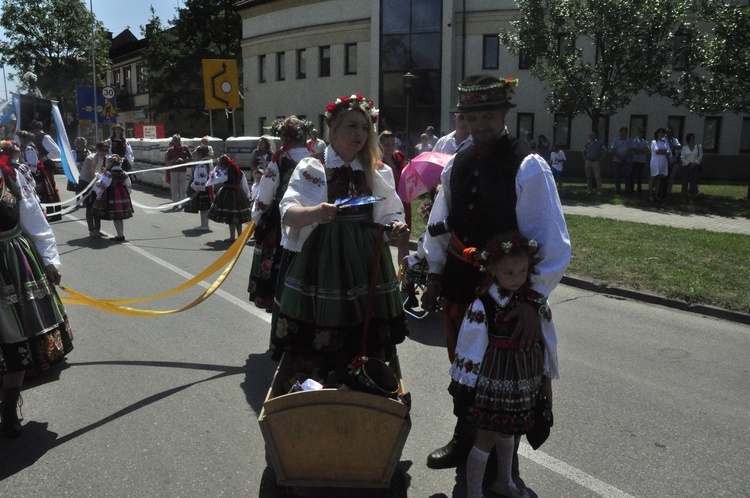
left=317, top=203, right=339, bottom=224
left=45, top=264, right=61, bottom=286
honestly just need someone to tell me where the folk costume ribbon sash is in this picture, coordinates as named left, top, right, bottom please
left=59, top=222, right=255, bottom=316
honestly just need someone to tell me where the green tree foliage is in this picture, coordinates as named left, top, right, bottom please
left=500, top=0, right=693, bottom=128
left=0, top=0, right=110, bottom=117
left=140, top=0, right=242, bottom=123
left=668, top=1, right=750, bottom=115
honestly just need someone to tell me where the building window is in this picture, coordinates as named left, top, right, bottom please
left=703, top=117, right=721, bottom=153
left=319, top=46, right=331, bottom=77
left=519, top=48, right=532, bottom=70
left=259, top=54, right=266, bottom=83
left=482, top=34, right=499, bottom=70
left=123, top=66, right=132, bottom=95
left=296, top=49, right=306, bottom=79
left=318, top=114, right=326, bottom=139
left=136, top=65, right=146, bottom=93
left=517, top=113, right=534, bottom=146
left=740, top=118, right=750, bottom=153
left=629, top=115, right=648, bottom=139
left=667, top=115, right=685, bottom=142
left=674, top=32, right=689, bottom=71
left=345, top=43, right=357, bottom=75
left=553, top=114, right=571, bottom=149
left=277, top=52, right=285, bottom=81
left=259, top=116, right=266, bottom=136
left=113, top=69, right=121, bottom=89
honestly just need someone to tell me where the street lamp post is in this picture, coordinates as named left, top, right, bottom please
left=403, top=72, right=417, bottom=155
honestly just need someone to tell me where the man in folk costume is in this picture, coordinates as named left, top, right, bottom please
left=422, top=74, right=570, bottom=486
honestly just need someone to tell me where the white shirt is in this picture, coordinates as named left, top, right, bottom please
left=681, top=144, right=703, bottom=166
left=279, top=145, right=405, bottom=252
left=252, top=147, right=312, bottom=224
left=423, top=143, right=571, bottom=378
left=41, top=134, right=61, bottom=161
left=432, top=131, right=473, bottom=155
left=550, top=150, right=566, bottom=172
left=1, top=169, right=60, bottom=267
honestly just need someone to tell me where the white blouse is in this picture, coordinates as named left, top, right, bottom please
left=251, top=147, right=311, bottom=224
left=279, top=145, right=406, bottom=252
left=1, top=169, right=60, bottom=268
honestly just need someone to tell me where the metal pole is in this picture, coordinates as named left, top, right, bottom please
left=209, top=110, right=213, bottom=137
left=2, top=67, right=7, bottom=102
left=232, top=110, right=236, bottom=137
left=90, top=0, right=99, bottom=142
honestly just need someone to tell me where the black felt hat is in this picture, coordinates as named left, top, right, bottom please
left=454, top=74, right=518, bottom=112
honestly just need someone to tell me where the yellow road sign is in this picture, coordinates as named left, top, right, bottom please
left=102, top=100, right=118, bottom=118
left=202, top=59, right=241, bottom=110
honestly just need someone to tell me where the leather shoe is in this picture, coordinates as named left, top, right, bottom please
left=426, top=437, right=472, bottom=469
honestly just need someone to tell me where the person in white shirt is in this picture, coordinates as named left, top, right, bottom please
left=421, top=74, right=570, bottom=496
left=306, top=129, right=326, bottom=157
left=680, top=133, right=703, bottom=201
left=433, top=113, right=472, bottom=155
left=549, top=143, right=566, bottom=189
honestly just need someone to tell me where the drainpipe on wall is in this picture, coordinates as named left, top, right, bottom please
left=461, top=0, right=466, bottom=80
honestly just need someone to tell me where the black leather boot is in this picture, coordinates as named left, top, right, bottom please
left=1, top=387, right=22, bottom=438
left=426, top=416, right=476, bottom=469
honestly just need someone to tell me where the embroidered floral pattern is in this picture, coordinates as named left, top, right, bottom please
left=452, top=355, right=481, bottom=376
left=467, top=308, right=485, bottom=324
left=303, top=171, right=325, bottom=187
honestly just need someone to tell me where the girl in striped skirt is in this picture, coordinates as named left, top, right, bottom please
left=93, top=154, right=134, bottom=242
left=207, top=154, right=251, bottom=243
left=449, top=232, right=554, bottom=498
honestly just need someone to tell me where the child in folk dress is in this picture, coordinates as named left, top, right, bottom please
left=92, top=154, right=133, bottom=242
left=207, top=154, right=251, bottom=242
left=185, top=144, right=214, bottom=231
left=450, top=231, right=555, bottom=498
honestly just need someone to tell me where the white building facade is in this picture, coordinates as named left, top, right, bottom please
left=236, top=0, right=749, bottom=178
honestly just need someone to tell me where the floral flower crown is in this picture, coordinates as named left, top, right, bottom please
left=269, top=118, right=314, bottom=141
left=345, top=355, right=399, bottom=396
left=0, top=140, right=20, bottom=153
left=462, top=233, right=540, bottom=268
left=325, top=94, right=379, bottom=124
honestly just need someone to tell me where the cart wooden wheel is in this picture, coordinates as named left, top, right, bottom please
left=258, top=466, right=286, bottom=498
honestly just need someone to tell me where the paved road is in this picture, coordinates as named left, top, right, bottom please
left=1, top=185, right=748, bottom=497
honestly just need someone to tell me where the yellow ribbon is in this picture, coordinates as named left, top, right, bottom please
left=60, top=222, right=255, bottom=316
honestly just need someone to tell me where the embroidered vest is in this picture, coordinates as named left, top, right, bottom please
left=443, top=134, right=528, bottom=304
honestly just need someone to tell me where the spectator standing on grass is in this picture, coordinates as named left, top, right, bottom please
left=549, top=143, right=565, bottom=189
left=664, top=126, right=682, bottom=196
left=582, top=131, right=606, bottom=196
left=649, top=128, right=669, bottom=201
left=630, top=127, right=649, bottom=195
left=680, top=133, right=703, bottom=201
left=164, top=134, right=191, bottom=208
left=610, top=127, right=632, bottom=194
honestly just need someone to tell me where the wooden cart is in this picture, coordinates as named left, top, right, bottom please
left=258, top=352, right=411, bottom=497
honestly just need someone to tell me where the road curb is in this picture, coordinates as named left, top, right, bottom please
left=561, top=275, right=750, bottom=325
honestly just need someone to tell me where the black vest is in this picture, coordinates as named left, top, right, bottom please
left=442, top=134, right=528, bottom=304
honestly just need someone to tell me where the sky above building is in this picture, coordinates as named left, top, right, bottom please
left=1, top=0, right=183, bottom=100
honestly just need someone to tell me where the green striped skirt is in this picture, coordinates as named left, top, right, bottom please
left=273, top=209, right=408, bottom=366
left=0, top=226, right=73, bottom=374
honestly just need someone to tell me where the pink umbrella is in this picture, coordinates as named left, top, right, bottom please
left=397, top=151, right=452, bottom=203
